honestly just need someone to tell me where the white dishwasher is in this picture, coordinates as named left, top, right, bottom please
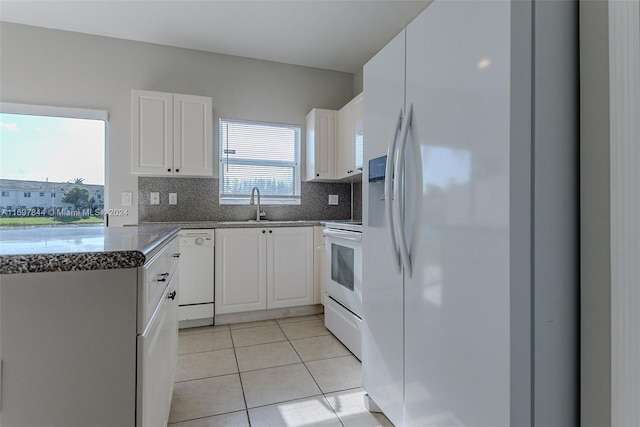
left=178, top=230, right=215, bottom=327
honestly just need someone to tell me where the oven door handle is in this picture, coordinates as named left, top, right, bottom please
left=323, top=229, right=363, bottom=242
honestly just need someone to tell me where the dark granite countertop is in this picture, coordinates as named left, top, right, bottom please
left=0, top=225, right=179, bottom=274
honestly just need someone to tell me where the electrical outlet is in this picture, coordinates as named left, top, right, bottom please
left=328, top=194, right=339, bottom=205
left=150, top=192, right=160, bottom=205
left=169, top=193, right=178, bottom=205
left=122, top=191, right=132, bottom=206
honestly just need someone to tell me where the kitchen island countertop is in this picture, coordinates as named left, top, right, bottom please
left=0, top=225, right=179, bottom=274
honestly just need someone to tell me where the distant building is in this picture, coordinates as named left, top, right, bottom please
left=0, top=179, right=104, bottom=215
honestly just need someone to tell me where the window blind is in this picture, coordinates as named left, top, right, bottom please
left=219, top=119, right=301, bottom=204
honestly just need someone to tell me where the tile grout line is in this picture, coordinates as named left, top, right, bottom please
left=168, top=410, right=246, bottom=426
left=229, top=328, right=252, bottom=427
left=281, top=321, right=347, bottom=427
left=178, top=326, right=230, bottom=337
left=175, top=314, right=365, bottom=426
left=177, top=345, right=234, bottom=357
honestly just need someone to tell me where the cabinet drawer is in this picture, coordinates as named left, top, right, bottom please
left=138, top=237, right=179, bottom=333
left=325, top=297, right=362, bottom=360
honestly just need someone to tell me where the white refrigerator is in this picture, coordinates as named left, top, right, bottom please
left=362, top=1, right=578, bottom=426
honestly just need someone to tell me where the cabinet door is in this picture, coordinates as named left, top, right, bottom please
left=132, top=90, right=174, bottom=175
left=337, top=101, right=355, bottom=180
left=353, top=92, right=364, bottom=171
left=305, top=108, right=336, bottom=181
left=173, top=94, right=214, bottom=177
left=215, top=228, right=267, bottom=314
left=337, top=93, right=363, bottom=180
left=266, top=227, right=314, bottom=309
left=137, top=276, right=179, bottom=427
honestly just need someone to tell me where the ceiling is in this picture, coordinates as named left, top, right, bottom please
left=0, top=1, right=430, bottom=73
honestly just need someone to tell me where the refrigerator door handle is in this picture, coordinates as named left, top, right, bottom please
left=385, top=108, right=403, bottom=273
left=393, top=103, right=413, bottom=276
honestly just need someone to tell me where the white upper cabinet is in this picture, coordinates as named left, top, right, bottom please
left=173, top=94, right=214, bottom=176
left=305, top=108, right=337, bottom=181
left=353, top=93, right=364, bottom=171
left=337, top=92, right=364, bottom=180
left=132, top=90, right=213, bottom=177
left=132, top=90, right=173, bottom=175
left=305, top=94, right=364, bottom=182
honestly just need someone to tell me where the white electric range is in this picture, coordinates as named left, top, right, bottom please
left=323, top=221, right=363, bottom=360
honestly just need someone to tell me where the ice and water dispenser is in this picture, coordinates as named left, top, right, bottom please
left=367, top=155, right=388, bottom=227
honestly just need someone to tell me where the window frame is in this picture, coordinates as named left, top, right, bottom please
left=0, top=102, right=109, bottom=224
left=218, top=118, right=302, bottom=205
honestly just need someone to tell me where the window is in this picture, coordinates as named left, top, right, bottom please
left=0, top=104, right=106, bottom=227
left=1, top=191, right=8, bottom=197
left=219, top=119, right=301, bottom=205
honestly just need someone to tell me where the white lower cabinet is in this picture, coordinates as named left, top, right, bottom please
left=137, top=274, right=179, bottom=427
left=215, top=227, right=314, bottom=314
left=0, top=236, right=179, bottom=427
left=215, top=228, right=267, bottom=313
left=267, top=227, right=314, bottom=309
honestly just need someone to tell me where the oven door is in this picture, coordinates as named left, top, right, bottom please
left=324, top=228, right=363, bottom=317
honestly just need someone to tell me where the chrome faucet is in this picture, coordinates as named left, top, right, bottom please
left=249, top=187, right=266, bottom=221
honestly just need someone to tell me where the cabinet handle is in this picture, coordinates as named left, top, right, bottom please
left=316, top=173, right=320, bottom=177
left=157, top=272, right=169, bottom=282
left=262, top=230, right=266, bottom=233
left=176, top=169, right=180, bottom=172
left=167, top=168, right=172, bottom=172
left=269, top=230, right=273, bottom=233
left=168, top=290, right=177, bottom=300
left=172, top=253, right=181, bottom=258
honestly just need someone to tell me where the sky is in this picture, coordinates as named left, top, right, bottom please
left=0, top=113, right=105, bottom=185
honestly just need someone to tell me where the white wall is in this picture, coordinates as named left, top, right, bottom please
left=353, top=67, right=363, bottom=96
left=580, top=1, right=640, bottom=426
left=0, top=22, right=353, bottom=225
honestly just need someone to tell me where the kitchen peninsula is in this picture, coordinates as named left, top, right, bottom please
left=0, top=225, right=180, bottom=427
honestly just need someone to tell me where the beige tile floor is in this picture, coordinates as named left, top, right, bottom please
left=169, top=314, right=394, bottom=427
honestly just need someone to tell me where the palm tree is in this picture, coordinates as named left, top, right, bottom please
left=70, top=178, right=85, bottom=184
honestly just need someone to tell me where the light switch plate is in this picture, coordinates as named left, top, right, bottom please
left=150, top=192, right=160, bottom=205
left=328, top=194, right=339, bottom=205
left=122, top=191, right=132, bottom=206
left=169, top=193, right=177, bottom=205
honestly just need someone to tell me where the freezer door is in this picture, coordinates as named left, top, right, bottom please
left=361, top=29, right=406, bottom=427
left=403, top=1, right=511, bottom=426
